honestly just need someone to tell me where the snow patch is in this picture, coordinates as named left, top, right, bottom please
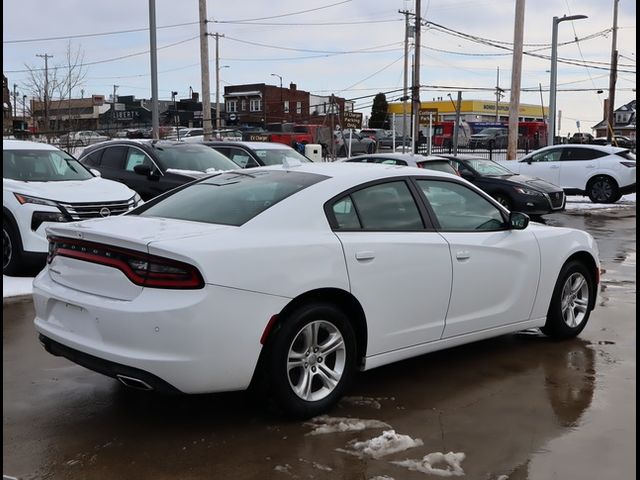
left=3, top=275, right=34, bottom=298
left=565, top=193, right=636, bottom=211
left=338, top=429, right=423, bottom=459
left=393, top=452, right=466, bottom=477
left=369, top=477, right=395, bottom=480
left=274, top=464, right=293, bottom=475
left=341, top=395, right=386, bottom=409
left=305, top=415, right=390, bottom=435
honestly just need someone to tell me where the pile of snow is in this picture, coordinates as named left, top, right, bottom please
left=565, top=193, right=635, bottom=211
left=339, top=429, right=423, bottom=459
left=305, top=415, right=390, bottom=436
left=3, top=275, right=34, bottom=298
left=393, top=452, right=466, bottom=477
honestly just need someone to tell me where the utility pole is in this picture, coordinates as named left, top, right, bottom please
left=210, top=32, right=225, bottom=132
left=329, top=94, right=336, bottom=161
left=148, top=0, right=159, bottom=139
left=507, top=0, right=525, bottom=160
left=411, top=0, right=422, bottom=154
left=113, top=85, right=119, bottom=105
left=606, top=0, right=619, bottom=143
left=452, top=91, right=462, bottom=155
left=494, top=68, right=504, bottom=122
left=399, top=9, right=415, bottom=153
left=199, top=0, right=212, bottom=140
left=12, top=84, right=18, bottom=118
left=36, top=53, right=53, bottom=133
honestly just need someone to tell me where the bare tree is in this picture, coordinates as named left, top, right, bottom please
left=22, top=42, right=87, bottom=146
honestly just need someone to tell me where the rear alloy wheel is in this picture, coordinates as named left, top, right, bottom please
left=542, top=260, right=594, bottom=339
left=587, top=176, right=620, bottom=203
left=493, top=194, right=512, bottom=210
left=267, top=303, right=357, bottom=418
left=3, top=220, right=24, bottom=276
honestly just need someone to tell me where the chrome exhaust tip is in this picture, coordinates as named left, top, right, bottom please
left=116, top=374, right=153, bottom=391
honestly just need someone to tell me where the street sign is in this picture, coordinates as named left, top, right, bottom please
left=343, top=111, right=363, bottom=130
left=419, top=108, right=439, bottom=125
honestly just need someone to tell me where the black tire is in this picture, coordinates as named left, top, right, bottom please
left=265, top=302, right=357, bottom=418
left=3, top=219, right=24, bottom=276
left=587, top=176, right=620, bottom=203
left=493, top=193, right=512, bottom=211
left=542, top=260, right=595, bottom=339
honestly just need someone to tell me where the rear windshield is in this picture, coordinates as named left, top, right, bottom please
left=416, top=160, right=457, bottom=175
left=3, top=149, right=93, bottom=181
left=151, top=144, right=238, bottom=173
left=135, top=170, right=327, bottom=226
left=616, top=151, right=636, bottom=160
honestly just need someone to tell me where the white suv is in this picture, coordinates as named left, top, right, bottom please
left=3, top=140, right=141, bottom=275
left=501, top=144, right=636, bottom=203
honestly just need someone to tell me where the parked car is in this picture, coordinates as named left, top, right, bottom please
left=197, top=141, right=311, bottom=168
left=378, top=132, right=412, bottom=150
left=34, top=162, right=599, bottom=418
left=343, top=152, right=459, bottom=176
left=181, top=128, right=204, bottom=138
left=569, top=133, right=595, bottom=144
left=433, top=154, right=565, bottom=215
left=469, top=127, right=509, bottom=149
left=78, top=140, right=238, bottom=200
left=592, top=135, right=636, bottom=150
left=499, top=144, right=636, bottom=203
left=334, top=130, right=377, bottom=156
left=60, top=130, right=110, bottom=147
left=359, top=128, right=388, bottom=143
left=3, top=140, right=141, bottom=275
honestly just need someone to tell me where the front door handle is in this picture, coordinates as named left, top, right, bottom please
left=456, top=251, right=471, bottom=261
left=355, top=251, right=375, bottom=261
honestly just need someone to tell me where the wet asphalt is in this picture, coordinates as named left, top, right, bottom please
left=3, top=208, right=636, bottom=480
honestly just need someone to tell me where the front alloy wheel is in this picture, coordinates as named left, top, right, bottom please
left=587, top=176, right=620, bottom=203
left=559, top=273, right=590, bottom=328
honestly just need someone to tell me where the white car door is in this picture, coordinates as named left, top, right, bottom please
left=515, top=147, right=563, bottom=186
left=330, top=180, right=453, bottom=355
left=558, top=147, right=607, bottom=190
left=416, top=179, right=540, bottom=338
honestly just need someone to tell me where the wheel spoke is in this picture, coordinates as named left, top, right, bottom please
left=287, top=351, right=306, bottom=371
left=300, top=324, right=314, bottom=352
left=571, top=276, right=585, bottom=294
left=574, top=298, right=588, bottom=313
left=310, top=321, right=320, bottom=348
left=566, top=306, right=576, bottom=327
left=293, top=368, right=313, bottom=400
left=318, top=333, right=344, bottom=357
left=316, top=363, right=340, bottom=390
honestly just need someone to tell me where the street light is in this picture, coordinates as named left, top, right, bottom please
left=548, top=14, right=588, bottom=145
left=270, top=73, right=283, bottom=123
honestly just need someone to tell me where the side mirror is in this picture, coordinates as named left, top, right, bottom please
left=90, top=168, right=101, bottom=177
left=460, top=169, right=475, bottom=179
left=133, top=164, right=153, bottom=177
left=509, top=212, right=530, bottom=230
left=526, top=159, right=532, bottom=164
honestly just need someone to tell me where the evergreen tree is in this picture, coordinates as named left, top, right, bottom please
left=369, top=93, right=390, bottom=129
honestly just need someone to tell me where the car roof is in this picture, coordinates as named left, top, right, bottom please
left=203, top=141, right=297, bottom=150
left=3, top=140, right=60, bottom=151
left=527, top=144, right=628, bottom=154
left=343, top=153, right=445, bottom=162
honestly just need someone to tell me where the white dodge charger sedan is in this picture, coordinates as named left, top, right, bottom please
left=33, top=162, right=600, bottom=417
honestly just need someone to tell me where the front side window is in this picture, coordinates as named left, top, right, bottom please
left=349, top=181, right=423, bottom=231
left=3, top=149, right=93, bottom=182
left=528, top=148, right=562, bottom=163
left=417, top=180, right=506, bottom=231
left=136, top=170, right=327, bottom=226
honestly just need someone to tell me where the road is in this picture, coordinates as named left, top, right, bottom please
left=3, top=209, right=635, bottom=480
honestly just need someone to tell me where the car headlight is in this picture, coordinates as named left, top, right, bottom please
left=31, top=211, right=71, bottom=231
left=513, top=186, right=543, bottom=196
left=131, top=193, right=143, bottom=208
left=14, top=193, right=59, bottom=207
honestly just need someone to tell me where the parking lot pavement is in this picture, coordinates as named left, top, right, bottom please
left=3, top=209, right=636, bottom=480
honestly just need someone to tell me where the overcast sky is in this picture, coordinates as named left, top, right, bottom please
left=3, top=0, right=636, bottom=135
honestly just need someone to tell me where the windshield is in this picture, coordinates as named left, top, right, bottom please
left=152, top=144, right=238, bottom=172
left=251, top=147, right=310, bottom=166
left=3, top=149, right=93, bottom=182
left=462, top=158, right=514, bottom=176
left=135, top=170, right=327, bottom=226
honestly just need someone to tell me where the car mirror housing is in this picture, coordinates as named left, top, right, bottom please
left=509, top=211, right=530, bottom=230
left=133, top=164, right=153, bottom=177
left=90, top=168, right=102, bottom=177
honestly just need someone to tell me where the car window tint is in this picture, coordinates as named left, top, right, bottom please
left=136, top=171, right=327, bottom=226
left=418, top=180, right=506, bottom=231
left=100, top=146, right=127, bottom=169
left=3, top=149, right=93, bottom=181
left=529, top=149, right=562, bottom=162
left=227, top=148, right=259, bottom=168
left=350, top=181, right=423, bottom=231
left=125, top=148, right=153, bottom=172
left=82, top=149, right=103, bottom=167
left=379, top=159, right=407, bottom=166
left=332, top=196, right=361, bottom=229
left=417, top=160, right=457, bottom=175
left=561, top=148, right=608, bottom=161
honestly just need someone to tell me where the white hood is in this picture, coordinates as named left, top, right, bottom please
left=3, top=177, right=136, bottom=203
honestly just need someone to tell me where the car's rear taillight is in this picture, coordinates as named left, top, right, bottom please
left=620, top=161, right=636, bottom=168
left=47, top=236, right=204, bottom=289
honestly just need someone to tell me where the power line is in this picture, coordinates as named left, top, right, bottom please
left=223, top=35, right=402, bottom=55
left=212, top=18, right=400, bottom=26
left=211, top=0, right=351, bottom=22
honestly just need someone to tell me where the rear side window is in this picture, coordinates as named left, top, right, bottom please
left=135, top=170, right=327, bottom=226
left=82, top=149, right=103, bottom=167
left=349, top=181, right=423, bottom=231
left=561, top=148, right=607, bottom=161
left=100, top=146, right=127, bottom=169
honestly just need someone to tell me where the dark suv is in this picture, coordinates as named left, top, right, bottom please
left=78, top=140, right=238, bottom=200
left=469, top=128, right=509, bottom=149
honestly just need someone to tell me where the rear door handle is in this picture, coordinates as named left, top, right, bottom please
left=456, top=251, right=471, bottom=261
left=355, top=251, right=375, bottom=261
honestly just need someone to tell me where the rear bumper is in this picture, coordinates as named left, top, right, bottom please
left=33, top=269, right=290, bottom=393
